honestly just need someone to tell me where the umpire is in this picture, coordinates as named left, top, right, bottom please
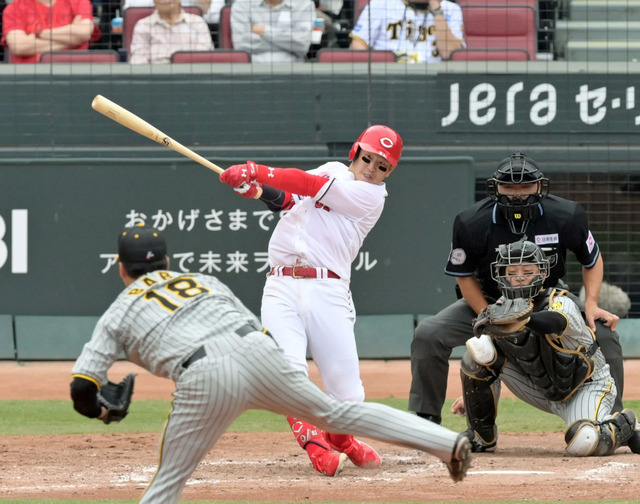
left=409, top=152, right=625, bottom=425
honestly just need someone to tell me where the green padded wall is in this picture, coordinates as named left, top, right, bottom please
left=0, top=315, right=15, bottom=360
left=617, top=319, right=640, bottom=358
left=15, top=316, right=100, bottom=361
left=354, top=314, right=416, bottom=359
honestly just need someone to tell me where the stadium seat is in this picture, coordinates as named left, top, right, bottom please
left=171, top=49, right=251, bottom=63
left=450, top=4, right=537, bottom=61
left=458, top=0, right=536, bottom=6
left=354, top=0, right=370, bottom=24
left=123, top=6, right=203, bottom=59
left=218, top=4, right=233, bottom=49
left=39, top=50, right=120, bottom=63
left=316, top=48, right=396, bottom=62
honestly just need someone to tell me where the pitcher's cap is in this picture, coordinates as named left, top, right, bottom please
left=117, top=225, right=167, bottom=264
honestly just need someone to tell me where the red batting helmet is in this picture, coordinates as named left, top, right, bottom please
left=348, top=125, right=403, bottom=168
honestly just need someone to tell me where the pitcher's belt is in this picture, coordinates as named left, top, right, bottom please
left=182, top=324, right=272, bottom=369
left=269, top=266, right=340, bottom=279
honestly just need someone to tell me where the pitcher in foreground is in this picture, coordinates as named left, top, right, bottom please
left=70, top=226, right=471, bottom=503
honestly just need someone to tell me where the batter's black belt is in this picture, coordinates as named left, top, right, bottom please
left=182, top=324, right=272, bottom=369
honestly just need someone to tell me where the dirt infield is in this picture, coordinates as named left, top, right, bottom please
left=1, top=359, right=640, bottom=501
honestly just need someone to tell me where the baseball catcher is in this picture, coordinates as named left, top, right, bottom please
left=473, top=297, right=533, bottom=339
left=460, top=239, right=640, bottom=456
left=71, top=373, right=135, bottom=424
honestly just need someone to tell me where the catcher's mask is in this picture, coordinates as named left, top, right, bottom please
left=491, top=240, right=550, bottom=299
left=349, top=125, right=403, bottom=168
left=486, top=152, right=550, bottom=234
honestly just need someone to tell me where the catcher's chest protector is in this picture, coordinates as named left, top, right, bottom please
left=494, top=330, right=597, bottom=402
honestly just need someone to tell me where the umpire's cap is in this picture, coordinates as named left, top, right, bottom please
left=117, top=225, right=167, bottom=265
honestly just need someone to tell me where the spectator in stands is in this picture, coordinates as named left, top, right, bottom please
left=350, top=0, right=464, bottom=63
left=123, top=0, right=213, bottom=18
left=203, top=0, right=226, bottom=25
left=231, top=0, right=314, bottom=63
left=2, top=0, right=95, bottom=63
left=129, top=0, right=214, bottom=64
left=315, top=0, right=343, bottom=47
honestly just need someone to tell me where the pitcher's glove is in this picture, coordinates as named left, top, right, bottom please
left=473, top=298, right=534, bottom=338
left=97, top=373, right=135, bottom=424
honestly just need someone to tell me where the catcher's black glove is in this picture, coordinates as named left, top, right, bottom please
left=97, top=373, right=135, bottom=424
left=473, top=297, right=534, bottom=338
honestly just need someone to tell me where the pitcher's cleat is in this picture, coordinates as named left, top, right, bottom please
left=446, top=433, right=472, bottom=483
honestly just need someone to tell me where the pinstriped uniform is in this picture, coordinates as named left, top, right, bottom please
left=498, top=293, right=616, bottom=426
left=73, top=270, right=463, bottom=503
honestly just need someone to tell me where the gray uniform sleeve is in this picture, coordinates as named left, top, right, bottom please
left=72, top=313, right=123, bottom=385
left=230, top=0, right=259, bottom=53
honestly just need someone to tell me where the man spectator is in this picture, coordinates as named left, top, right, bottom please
left=231, top=0, right=314, bottom=63
left=350, top=0, right=464, bottom=63
left=129, top=0, right=214, bottom=64
left=2, top=0, right=95, bottom=63
left=122, top=0, right=213, bottom=22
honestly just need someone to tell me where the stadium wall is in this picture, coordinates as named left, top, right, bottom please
left=1, top=62, right=639, bottom=359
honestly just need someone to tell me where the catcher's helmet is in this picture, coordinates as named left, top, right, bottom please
left=491, top=239, right=550, bottom=300
left=349, top=125, right=403, bottom=168
left=486, top=152, right=550, bottom=234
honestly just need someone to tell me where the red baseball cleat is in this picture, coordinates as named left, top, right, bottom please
left=308, top=449, right=348, bottom=477
left=323, top=432, right=382, bottom=468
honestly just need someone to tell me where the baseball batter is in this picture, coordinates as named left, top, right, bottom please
left=457, top=239, right=640, bottom=456
left=219, top=125, right=408, bottom=476
left=70, top=226, right=472, bottom=502
left=350, top=0, right=464, bottom=63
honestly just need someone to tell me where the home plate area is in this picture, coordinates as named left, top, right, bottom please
left=2, top=431, right=639, bottom=502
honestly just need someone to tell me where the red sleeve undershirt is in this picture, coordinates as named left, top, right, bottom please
left=255, top=166, right=328, bottom=197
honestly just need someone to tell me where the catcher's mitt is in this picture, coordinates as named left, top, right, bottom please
left=473, top=297, right=534, bottom=338
left=97, top=373, right=135, bottom=424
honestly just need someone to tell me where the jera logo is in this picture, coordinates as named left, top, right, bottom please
left=0, top=210, right=28, bottom=273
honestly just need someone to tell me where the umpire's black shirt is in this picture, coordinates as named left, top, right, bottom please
left=445, top=195, right=600, bottom=301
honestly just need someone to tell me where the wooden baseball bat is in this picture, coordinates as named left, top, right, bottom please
left=91, top=95, right=262, bottom=197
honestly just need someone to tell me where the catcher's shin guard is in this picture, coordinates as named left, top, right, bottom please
left=565, top=409, right=638, bottom=456
left=460, top=354, right=499, bottom=452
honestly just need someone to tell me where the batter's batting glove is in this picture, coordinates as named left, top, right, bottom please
left=220, top=160, right=260, bottom=187
left=234, top=181, right=263, bottom=199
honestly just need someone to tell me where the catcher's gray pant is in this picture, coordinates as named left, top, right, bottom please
left=498, top=361, right=617, bottom=426
left=139, top=332, right=461, bottom=504
left=409, top=298, right=624, bottom=420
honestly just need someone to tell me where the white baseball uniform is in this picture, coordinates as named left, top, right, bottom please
left=262, top=161, right=386, bottom=402
left=350, top=0, right=464, bottom=63
left=73, top=269, right=467, bottom=502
